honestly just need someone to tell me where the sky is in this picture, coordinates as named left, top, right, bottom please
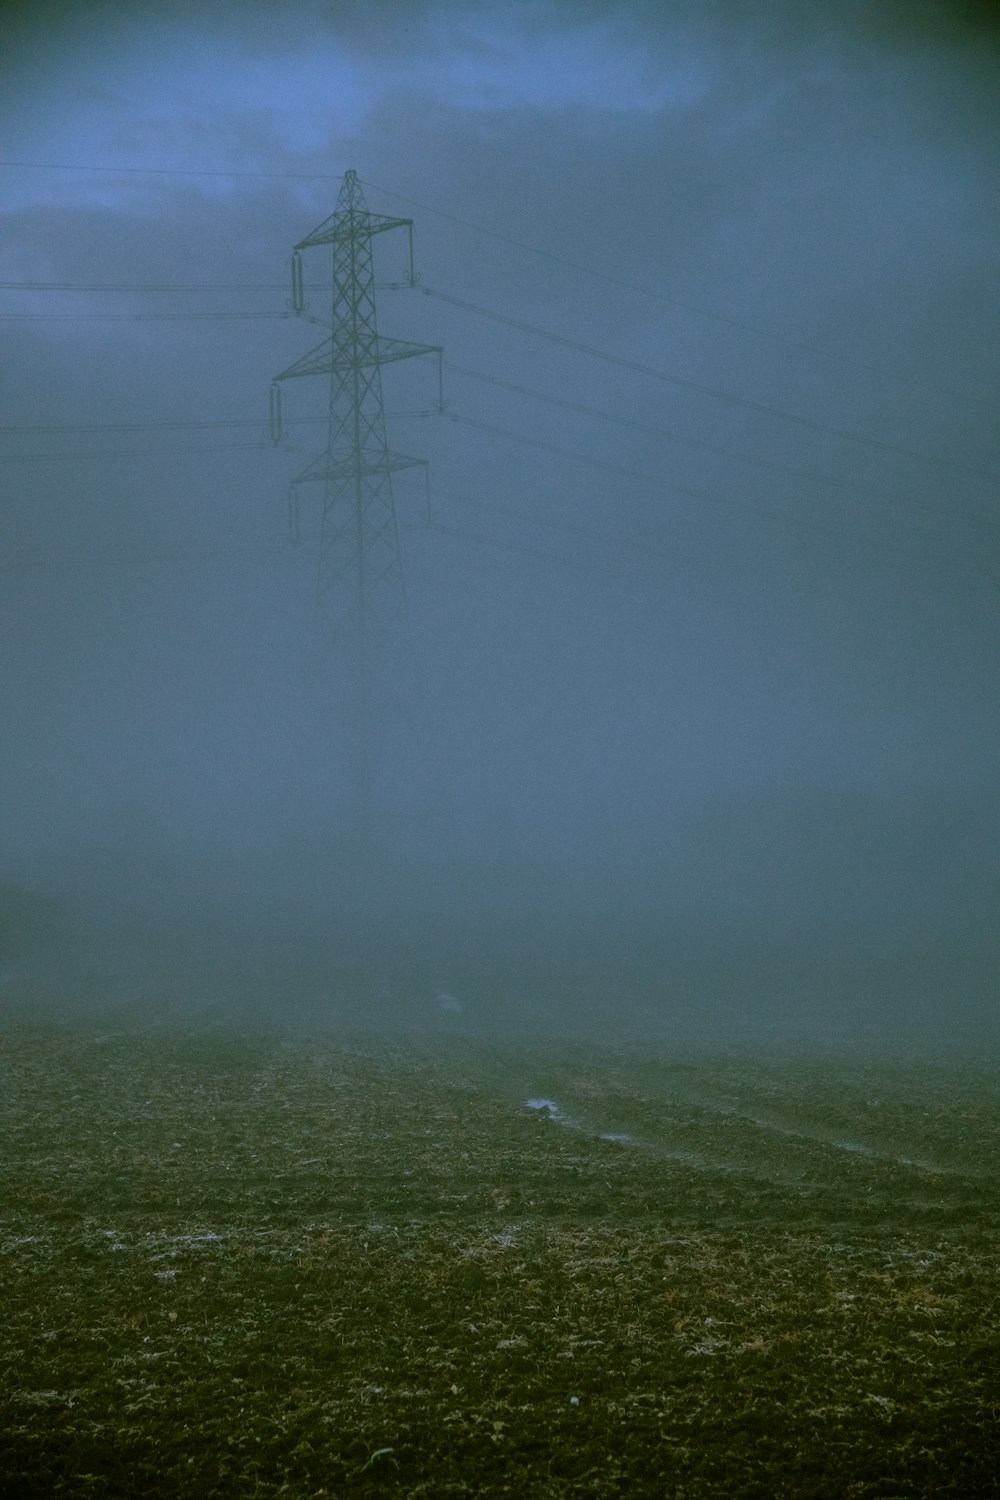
left=2, top=0, right=998, bottom=1035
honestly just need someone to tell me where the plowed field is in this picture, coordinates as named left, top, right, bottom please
left=2, top=1013, right=998, bottom=1496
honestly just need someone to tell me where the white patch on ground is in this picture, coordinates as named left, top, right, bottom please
left=524, top=1100, right=638, bottom=1145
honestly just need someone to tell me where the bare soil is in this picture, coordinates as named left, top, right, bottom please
left=2, top=1010, right=998, bottom=1496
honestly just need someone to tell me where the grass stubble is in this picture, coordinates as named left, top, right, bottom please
left=1, top=1010, right=998, bottom=1496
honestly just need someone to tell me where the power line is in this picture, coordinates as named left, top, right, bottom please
left=401, top=474, right=675, bottom=568
left=1, top=406, right=985, bottom=562
left=0, top=160, right=977, bottom=410
left=362, top=177, right=965, bottom=406
left=0, top=414, right=429, bottom=447
left=425, top=517, right=664, bottom=590
left=0, top=440, right=278, bottom=463
left=2, top=416, right=325, bottom=437
left=8, top=289, right=980, bottom=504
left=0, top=280, right=322, bottom=292
left=0, top=158, right=342, bottom=181
left=0, top=375, right=986, bottom=539
left=5, top=157, right=994, bottom=589
left=445, top=361, right=997, bottom=538
left=3, top=307, right=990, bottom=542
left=448, top=411, right=863, bottom=549
left=3, top=170, right=989, bottom=471
left=428, top=496, right=997, bottom=594
left=2, top=539, right=298, bottom=576
left=0, top=310, right=296, bottom=323
left=426, top=286, right=984, bottom=480
left=445, top=412, right=999, bottom=584
left=0, top=281, right=369, bottom=296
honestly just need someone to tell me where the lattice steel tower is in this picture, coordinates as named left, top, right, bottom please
left=270, top=170, right=440, bottom=843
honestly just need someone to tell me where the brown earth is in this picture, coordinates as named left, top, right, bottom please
left=1, top=1012, right=998, bottom=1496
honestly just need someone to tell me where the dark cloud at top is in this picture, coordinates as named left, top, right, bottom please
left=627, top=0, right=1000, bottom=51
left=802, top=0, right=1000, bottom=49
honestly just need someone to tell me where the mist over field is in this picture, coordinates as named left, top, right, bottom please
left=2, top=0, right=998, bottom=1050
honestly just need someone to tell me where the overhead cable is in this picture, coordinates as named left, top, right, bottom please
left=447, top=412, right=998, bottom=583
left=0, top=158, right=342, bottom=181
left=449, top=411, right=860, bottom=548
left=426, top=287, right=982, bottom=479
left=0, top=440, right=277, bottom=463
left=0, top=310, right=297, bottom=323
left=0, top=159, right=974, bottom=407
left=362, top=176, right=962, bottom=404
left=445, top=361, right=996, bottom=536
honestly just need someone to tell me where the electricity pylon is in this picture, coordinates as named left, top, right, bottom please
left=270, top=170, right=441, bottom=847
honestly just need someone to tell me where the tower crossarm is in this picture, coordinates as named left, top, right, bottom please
left=371, top=337, right=442, bottom=368
left=290, top=451, right=427, bottom=486
left=295, top=211, right=412, bottom=250
left=273, top=336, right=441, bottom=383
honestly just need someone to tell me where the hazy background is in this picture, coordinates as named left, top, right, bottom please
left=2, top=0, right=998, bottom=1044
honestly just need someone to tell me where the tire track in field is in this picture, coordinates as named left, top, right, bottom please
left=517, top=1085, right=842, bottom=1194
left=514, top=1068, right=988, bottom=1206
